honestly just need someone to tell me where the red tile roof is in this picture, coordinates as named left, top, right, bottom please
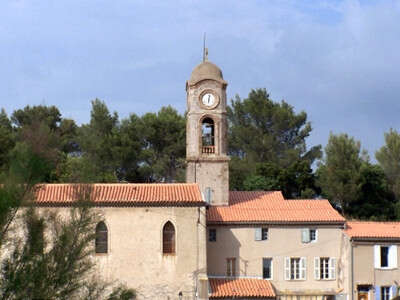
left=345, top=221, right=400, bottom=239
left=209, top=278, right=275, bottom=299
left=207, top=191, right=345, bottom=224
left=33, top=183, right=204, bottom=206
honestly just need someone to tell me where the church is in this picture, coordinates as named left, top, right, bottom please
left=33, top=57, right=400, bottom=300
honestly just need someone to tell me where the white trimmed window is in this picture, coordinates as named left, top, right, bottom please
left=285, top=257, right=306, bottom=280
left=374, top=245, right=397, bottom=269
left=314, top=257, right=336, bottom=280
left=301, top=228, right=317, bottom=243
left=263, top=258, right=273, bottom=279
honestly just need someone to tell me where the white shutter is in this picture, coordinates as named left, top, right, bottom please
left=300, top=257, right=307, bottom=280
left=285, top=257, right=290, bottom=280
left=302, top=229, right=310, bottom=243
left=255, top=228, right=262, bottom=241
left=329, top=258, right=336, bottom=280
left=374, top=245, right=380, bottom=268
left=391, top=286, right=397, bottom=299
left=389, top=245, right=397, bottom=268
left=314, top=257, right=320, bottom=280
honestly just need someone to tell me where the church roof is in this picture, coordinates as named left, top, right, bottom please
left=345, top=221, right=400, bottom=240
left=33, top=183, right=205, bottom=207
left=207, top=191, right=345, bottom=224
left=188, top=61, right=227, bottom=86
left=209, top=278, right=275, bottom=299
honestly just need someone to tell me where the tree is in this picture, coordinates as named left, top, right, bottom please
left=243, top=161, right=319, bottom=198
left=140, top=106, right=186, bottom=182
left=77, top=99, right=121, bottom=182
left=228, top=89, right=321, bottom=196
left=376, top=129, right=400, bottom=200
left=0, top=109, right=14, bottom=171
left=346, top=162, right=396, bottom=220
left=10, top=105, right=78, bottom=182
left=317, top=133, right=365, bottom=215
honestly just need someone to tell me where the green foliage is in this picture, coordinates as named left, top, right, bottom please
left=140, top=106, right=186, bottom=182
left=346, top=162, right=396, bottom=220
left=77, top=99, right=121, bottom=182
left=0, top=109, right=14, bottom=171
left=317, top=133, right=365, bottom=215
left=228, top=88, right=321, bottom=165
left=228, top=89, right=321, bottom=197
left=376, top=129, right=400, bottom=200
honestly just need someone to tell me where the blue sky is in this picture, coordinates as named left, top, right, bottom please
left=0, top=0, right=399, bottom=158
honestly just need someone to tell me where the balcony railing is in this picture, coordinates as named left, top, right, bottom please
left=202, top=146, right=215, bottom=154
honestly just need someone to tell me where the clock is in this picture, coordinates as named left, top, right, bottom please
left=200, top=91, right=219, bottom=109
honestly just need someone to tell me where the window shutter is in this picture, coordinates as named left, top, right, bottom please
left=374, top=245, right=380, bottom=268
left=375, top=286, right=380, bottom=300
left=284, top=257, right=290, bottom=280
left=391, top=286, right=397, bottom=299
left=302, top=229, right=310, bottom=243
left=255, top=228, right=262, bottom=241
left=329, top=257, right=336, bottom=280
left=389, top=245, right=397, bottom=268
left=314, top=257, right=320, bottom=280
left=300, top=257, right=307, bottom=280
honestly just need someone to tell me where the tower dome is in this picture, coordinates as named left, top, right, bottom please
left=187, top=61, right=227, bottom=87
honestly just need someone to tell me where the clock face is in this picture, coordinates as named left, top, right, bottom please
left=202, top=93, right=216, bottom=107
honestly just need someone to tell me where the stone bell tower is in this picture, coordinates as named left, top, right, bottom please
left=186, top=56, right=229, bottom=206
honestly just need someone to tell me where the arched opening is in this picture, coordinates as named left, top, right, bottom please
left=95, top=221, right=108, bottom=254
left=162, top=221, right=175, bottom=254
left=201, top=117, right=215, bottom=154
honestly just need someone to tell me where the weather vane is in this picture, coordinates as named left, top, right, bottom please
left=203, top=33, right=208, bottom=62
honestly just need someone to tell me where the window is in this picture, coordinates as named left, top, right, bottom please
left=381, top=246, right=389, bottom=267
left=381, top=287, right=390, bottom=300
left=255, top=228, right=268, bottom=241
left=314, top=257, right=336, bottom=280
left=263, top=258, right=273, bottom=279
left=209, top=228, right=216, bottom=242
left=285, top=257, right=306, bottom=280
left=201, top=118, right=215, bottom=154
left=374, top=245, right=397, bottom=268
left=301, top=228, right=317, bottom=243
left=226, top=257, right=236, bottom=277
left=163, top=221, right=175, bottom=254
left=95, top=221, right=108, bottom=254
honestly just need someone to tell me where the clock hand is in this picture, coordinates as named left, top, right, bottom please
left=208, top=95, right=211, bottom=104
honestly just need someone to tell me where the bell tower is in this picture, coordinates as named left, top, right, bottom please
left=186, top=56, right=229, bottom=206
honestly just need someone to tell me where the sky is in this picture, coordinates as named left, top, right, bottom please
left=0, top=0, right=399, bottom=158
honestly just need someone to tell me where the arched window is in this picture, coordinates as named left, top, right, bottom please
left=162, top=221, right=175, bottom=254
left=95, top=221, right=108, bottom=254
left=202, top=118, right=215, bottom=154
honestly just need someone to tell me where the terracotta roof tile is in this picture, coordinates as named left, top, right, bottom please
left=207, top=191, right=345, bottom=224
left=33, top=183, right=204, bottom=206
left=345, top=221, right=400, bottom=239
left=209, top=278, right=275, bottom=298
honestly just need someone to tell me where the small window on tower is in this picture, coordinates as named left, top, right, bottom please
left=201, top=118, right=215, bottom=154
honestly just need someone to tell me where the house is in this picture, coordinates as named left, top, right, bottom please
left=206, top=191, right=348, bottom=300
left=345, top=221, right=400, bottom=300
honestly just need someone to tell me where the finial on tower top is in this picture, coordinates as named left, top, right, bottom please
left=203, top=33, right=208, bottom=62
